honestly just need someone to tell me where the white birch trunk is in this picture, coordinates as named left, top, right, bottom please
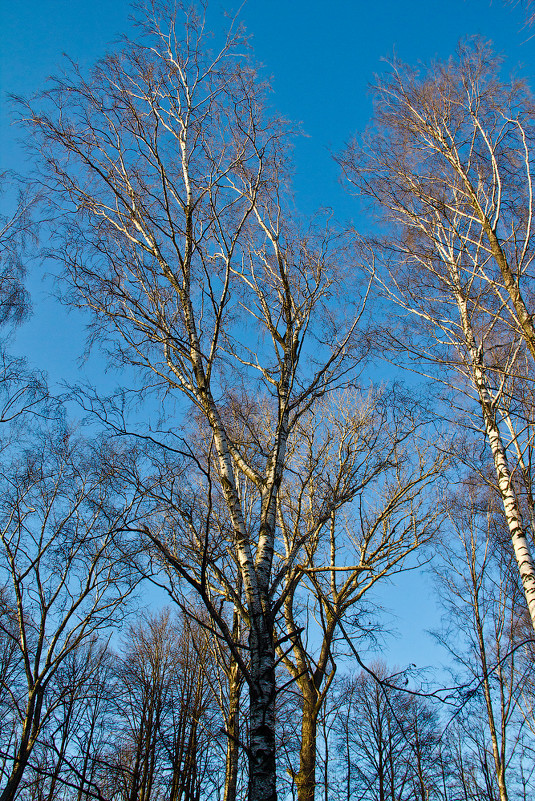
left=455, top=286, right=535, bottom=632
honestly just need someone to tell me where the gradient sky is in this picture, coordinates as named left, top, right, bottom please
left=1, top=0, right=533, bottom=673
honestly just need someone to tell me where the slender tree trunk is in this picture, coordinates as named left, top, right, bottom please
left=322, top=710, right=329, bottom=801
left=224, top=655, right=241, bottom=801
left=471, top=565, right=509, bottom=801
left=294, top=687, right=318, bottom=801
left=378, top=742, right=385, bottom=801
left=75, top=709, right=98, bottom=801
left=0, top=691, right=43, bottom=801
left=414, top=746, right=427, bottom=801
left=46, top=711, right=72, bottom=801
left=454, top=283, right=535, bottom=631
left=345, top=713, right=351, bottom=801
left=169, top=760, right=181, bottom=801
left=128, top=711, right=146, bottom=801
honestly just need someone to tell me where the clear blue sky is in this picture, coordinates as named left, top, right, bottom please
left=2, top=1, right=534, bottom=213
left=2, top=0, right=533, bottom=385
left=1, top=0, right=533, bottom=671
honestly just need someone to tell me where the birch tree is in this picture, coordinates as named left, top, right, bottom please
left=23, top=3, right=367, bottom=799
left=339, top=40, right=535, bottom=632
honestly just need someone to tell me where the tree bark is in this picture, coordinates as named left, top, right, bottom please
left=248, top=628, right=277, bottom=801
left=454, top=282, right=535, bottom=632
left=295, top=686, right=318, bottom=801
left=223, top=654, right=241, bottom=801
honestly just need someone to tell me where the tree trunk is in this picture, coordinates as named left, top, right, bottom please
left=0, top=755, right=31, bottom=801
left=455, top=283, right=535, bottom=632
left=483, top=414, right=535, bottom=630
left=471, top=563, right=509, bottom=801
left=75, top=709, right=98, bottom=801
left=248, top=628, right=277, bottom=801
left=0, top=691, right=43, bottom=801
left=294, top=687, right=318, bottom=801
left=224, top=655, right=241, bottom=801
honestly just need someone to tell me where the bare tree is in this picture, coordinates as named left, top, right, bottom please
left=68, top=644, right=117, bottom=801
left=0, top=175, right=49, bottom=435
left=332, top=664, right=443, bottom=801
left=22, top=3, right=369, bottom=799
left=433, top=483, right=535, bottom=801
left=274, top=388, right=445, bottom=801
left=0, top=427, right=140, bottom=801
left=0, top=172, right=34, bottom=329
left=19, top=638, right=113, bottom=801
left=338, top=40, right=535, bottom=632
left=98, top=609, right=220, bottom=801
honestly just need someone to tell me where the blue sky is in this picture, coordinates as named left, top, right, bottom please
left=1, top=0, right=533, bottom=672
left=2, top=0, right=533, bottom=386
left=2, top=1, right=534, bottom=212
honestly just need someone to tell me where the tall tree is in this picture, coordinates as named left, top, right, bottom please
left=107, top=610, right=221, bottom=801
left=21, top=639, right=113, bottom=801
left=23, top=4, right=369, bottom=799
left=333, top=664, right=443, bottom=801
left=339, top=41, right=535, bottom=631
